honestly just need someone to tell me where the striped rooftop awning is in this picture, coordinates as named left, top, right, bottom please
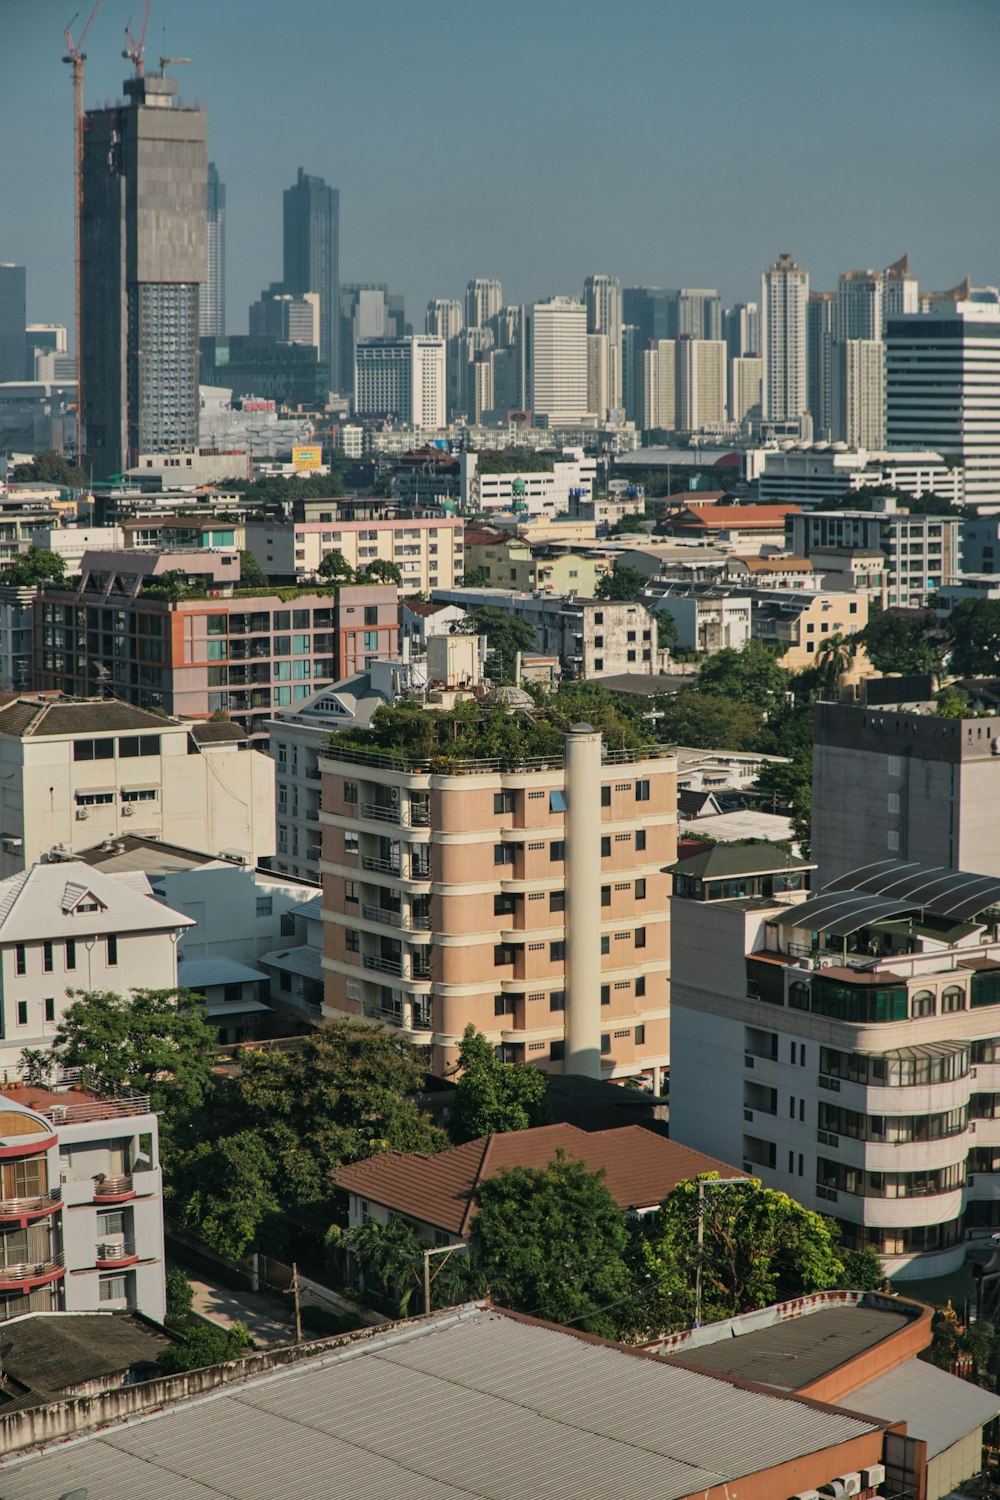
left=824, top=859, right=1000, bottom=922
left=774, top=890, right=919, bottom=937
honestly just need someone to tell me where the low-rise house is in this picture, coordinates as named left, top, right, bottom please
left=0, top=1309, right=171, bottom=1412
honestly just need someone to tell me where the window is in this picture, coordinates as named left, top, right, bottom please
left=942, top=986, right=965, bottom=1013
left=345, top=930, right=359, bottom=952
left=494, top=893, right=517, bottom=916
left=73, top=738, right=115, bottom=761
left=14, top=945, right=25, bottom=976
left=256, top=897, right=273, bottom=917
left=635, top=829, right=646, bottom=852
left=494, top=844, right=515, bottom=866
left=280, top=912, right=297, bottom=937
left=601, top=1034, right=611, bottom=1055
left=911, top=990, right=935, bottom=1018
left=601, top=786, right=611, bottom=806
left=594, top=658, right=603, bottom=672
left=594, top=612, right=603, bottom=624
left=635, top=928, right=646, bottom=949
left=888, top=792, right=900, bottom=814
left=550, top=1040, right=565, bottom=1061
left=635, top=879, right=646, bottom=900
left=635, top=1024, right=646, bottom=1046
left=601, top=836, right=611, bottom=857
left=99, top=1275, right=127, bottom=1303
left=223, top=983, right=243, bottom=1004
left=345, top=881, right=359, bottom=904
left=122, top=789, right=157, bottom=803
left=364, top=606, right=378, bottom=626
left=344, top=782, right=359, bottom=805
left=364, top=631, right=379, bottom=651
left=549, top=990, right=565, bottom=1011
left=550, top=841, right=565, bottom=862
left=601, top=885, right=611, bottom=908
left=106, top=935, right=118, bottom=966
left=65, top=939, right=76, bottom=971
left=888, top=830, right=900, bottom=852
left=493, top=791, right=514, bottom=814
left=600, top=936, right=610, bottom=955
left=118, top=734, right=161, bottom=757
left=494, top=944, right=518, bottom=966
left=344, top=831, right=359, bottom=856
left=635, top=975, right=646, bottom=998
left=42, top=942, right=53, bottom=974
left=550, top=941, right=565, bottom=962
left=76, top=792, right=114, bottom=806
left=635, top=779, right=650, bottom=802
left=549, top=790, right=566, bottom=813
left=549, top=891, right=565, bottom=913
left=16, top=1002, right=27, bottom=1026
left=601, top=984, right=610, bottom=1006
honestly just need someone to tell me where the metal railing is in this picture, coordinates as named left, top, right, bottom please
left=322, top=741, right=675, bottom=776
left=95, top=1175, right=134, bottom=1198
left=0, top=1189, right=60, bottom=1217
left=363, top=955, right=403, bottom=977
left=362, top=904, right=404, bottom=929
left=38, top=1094, right=151, bottom=1125
left=361, top=802, right=402, bottom=824
left=410, top=804, right=430, bottom=826
left=0, top=1252, right=65, bottom=1283
left=96, top=1239, right=137, bottom=1263
left=361, top=855, right=401, bottom=875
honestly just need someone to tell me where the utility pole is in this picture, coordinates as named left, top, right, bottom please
left=419, top=1244, right=462, bottom=1315
left=291, top=1262, right=302, bottom=1342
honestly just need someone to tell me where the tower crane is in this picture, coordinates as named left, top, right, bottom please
left=123, top=0, right=152, bottom=77
left=62, top=0, right=102, bottom=468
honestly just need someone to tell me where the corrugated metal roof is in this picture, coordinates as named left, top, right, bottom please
left=825, top=859, right=1000, bottom=921
left=177, top=958, right=268, bottom=989
left=0, top=1307, right=882, bottom=1500
left=663, top=1305, right=908, bottom=1389
left=774, top=889, right=918, bottom=935
left=844, top=1356, right=1000, bottom=1459
left=258, top=944, right=323, bottom=981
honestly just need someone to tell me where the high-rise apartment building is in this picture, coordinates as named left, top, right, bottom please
left=354, top=336, right=446, bottom=428
left=729, top=355, right=763, bottom=423
left=527, top=297, right=590, bottom=426
left=0, top=265, right=26, bottom=384
left=642, top=340, right=676, bottom=432
left=887, top=297, right=1000, bottom=504
left=464, top=278, right=502, bottom=329
left=81, top=72, right=206, bottom=479
left=677, top=337, right=727, bottom=430
left=424, top=299, right=463, bottom=340
left=807, top=292, right=837, bottom=442
left=761, top=253, right=809, bottom=423
left=282, top=168, right=339, bottom=392
left=586, top=332, right=610, bottom=419
left=622, top=287, right=678, bottom=345
left=339, top=284, right=406, bottom=398
left=201, top=162, right=226, bottom=338
left=832, top=339, right=885, bottom=449
left=883, top=253, right=919, bottom=324
left=725, top=301, right=760, bottom=360
left=249, top=285, right=320, bottom=346
left=584, top=275, right=622, bottom=412
left=677, top=289, right=722, bottom=341
left=836, top=270, right=883, bottom=342
left=320, top=723, right=675, bottom=1082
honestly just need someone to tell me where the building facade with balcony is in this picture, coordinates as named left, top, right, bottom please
left=668, top=849, right=1000, bottom=1280
left=320, top=722, right=676, bottom=1083
left=0, top=1082, right=165, bottom=1324
left=244, top=515, right=463, bottom=592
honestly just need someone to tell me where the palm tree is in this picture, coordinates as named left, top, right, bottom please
left=815, top=632, right=857, bottom=696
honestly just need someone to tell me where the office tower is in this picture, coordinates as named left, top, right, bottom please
left=807, top=291, right=836, bottom=442
left=623, top=287, right=678, bottom=345
left=761, top=253, right=809, bottom=423
left=424, top=299, right=463, bottom=340
left=836, top=270, right=882, bottom=343
left=887, top=296, right=1000, bottom=504
left=832, top=339, right=885, bottom=449
left=354, top=335, right=446, bottom=427
left=0, top=266, right=26, bottom=384
left=201, top=162, right=226, bottom=338
left=586, top=332, right=610, bottom=419
left=730, top=355, right=763, bottom=423
left=584, top=274, right=622, bottom=412
left=725, top=301, right=760, bottom=360
left=24, top=324, right=69, bottom=381
left=283, top=167, right=339, bottom=392
left=386, top=293, right=407, bottom=339
left=527, top=297, right=590, bottom=425
left=489, top=304, right=522, bottom=351
left=677, top=289, right=722, bottom=341
left=339, top=283, right=386, bottom=397
left=470, top=353, right=493, bottom=424
left=677, top=337, right=727, bottom=429
left=81, top=71, right=206, bottom=479
left=883, top=253, right=919, bottom=324
left=452, top=325, right=493, bottom=420
left=320, top=724, right=674, bottom=1081
left=464, top=278, right=502, bottom=329
left=642, top=340, right=676, bottom=431
left=249, top=285, right=320, bottom=346
left=621, top=324, right=641, bottom=422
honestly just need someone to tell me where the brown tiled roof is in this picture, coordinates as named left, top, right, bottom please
left=0, top=697, right=174, bottom=738
left=188, top=721, right=248, bottom=743
left=666, top=505, right=802, bottom=532
left=402, top=600, right=453, bottom=617
left=737, top=555, right=813, bottom=573
left=332, top=1124, right=746, bottom=1235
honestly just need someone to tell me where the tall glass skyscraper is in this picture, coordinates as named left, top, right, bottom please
left=81, top=71, right=206, bottom=479
left=0, top=265, right=26, bottom=384
left=201, top=162, right=226, bottom=338
left=282, top=168, right=339, bottom=393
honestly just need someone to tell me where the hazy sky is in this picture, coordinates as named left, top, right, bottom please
left=3, top=0, right=998, bottom=341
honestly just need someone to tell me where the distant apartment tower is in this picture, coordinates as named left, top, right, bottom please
left=836, top=270, right=883, bottom=342
left=80, top=72, right=206, bottom=479
left=283, top=168, right=339, bottom=392
left=887, top=297, right=1000, bottom=504
left=424, top=299, right=463, bottom=340
left=883, top=253, right=919, bottom=324
left=0, top=265, right=26, bottom=384
left=807, top=292, right=837, bottom=442
left=528, top=297, right=590, bottom=425
left=677, top=289, right=722, bottom=341
left=832, top=339, right=885, bottom=449
left=200, top=162, right=226, bottom=338
left=761, top=253, right=809, bottom=423
left=354, top=336, right=446, bottom=428
left=642, top=340, right=676, bottom=432
left=584, top=274, right=622, bottom=412
left=730, top=356, right=763, bottom=423
left=725, top=301, right=760, bottom=360
left=677, top=337, right=727, bottom=429
left=320, top=725, right=675, bottom=1081
left=464, top=278, right=502, bottom=329
left=249, top=284, right=320, bottom=346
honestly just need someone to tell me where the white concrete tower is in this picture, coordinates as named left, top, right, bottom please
left=528, top=297, right=591, bottom=425
left=584, top=274, right=623, bottom=413
left=465, top=278, right=503, bottom=329
left=564, top=722, right=603, bottom=1078
left=761, top=252, right=809, bottom=423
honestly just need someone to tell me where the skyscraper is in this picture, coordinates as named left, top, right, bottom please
left=677, top=289, right=722, bottom=341
left=0, top=265, right=26, bottom=384
left=81, top=71, right=206, bottom=479
left=832, top=339, right=885, bottom=449
left=354, top=336, right=445, bottom=428
left=584, top=274, right=622, bottom=413
left=836, top=270, right=882, bottom=342
left=724, top=302, right=760, bottom=361
left=527, top=297, right=590, bottom=425
left=677, top=337, right=727, bottom=430
left=807, top=291, right=836, bottom=442
left=283, top=168, right=339, bottom=392
left=464, top=278, right=502, bottom=329
left=200, top=162, right=226, bottom=338
left=884, top=254, right=919, bottom=324
left=761, top=253, right=809, bottom=424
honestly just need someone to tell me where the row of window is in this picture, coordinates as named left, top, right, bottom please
left=13, top=937, right=113, bottom=974
left=495, top=976, right=648, bottom=1015
left=817, top=1102, right=967, bottom=1143
left=817, top=1157, right=966, bottom=1200
left=73, top=735, right=161, bottom=762
left=76, top=789, right=156, bottom=806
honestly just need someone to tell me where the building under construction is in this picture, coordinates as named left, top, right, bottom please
left=81, top=68, right=206, bottom=480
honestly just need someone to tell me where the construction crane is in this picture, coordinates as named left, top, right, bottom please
left=122, top=0, right=152, bottom=77
left=62, top=0, right=102, bottom=469
left=158, top=55, right=192, bottom=75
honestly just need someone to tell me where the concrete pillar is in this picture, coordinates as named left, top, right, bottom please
left=564, top=722, right=603, bottom=1078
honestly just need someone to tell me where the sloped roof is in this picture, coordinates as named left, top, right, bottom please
left=189, top=721, right=248, bottom=744
left=844, top=1356, right=1000, bottom=1459
left=0, top=697, right=177, bottom=738
left=177, top=958, right=267, bottom=989
left=0, top=861, right=194, bottom=943
left=258, top=945, right=323, bottom=981
left=333, top=1124, right=745, bottom=1235
left=666, top=505, right=802, bottom=532
left=732, top=554, right=813, bottom=573
left=0, top=1311, right=171, bottom=1405
left=665, top=840, right=811, bottom=880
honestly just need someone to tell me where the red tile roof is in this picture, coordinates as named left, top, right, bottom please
left=665, top=505, right=802, bottom=533
left=333, top=1123, right=746, bottom=1235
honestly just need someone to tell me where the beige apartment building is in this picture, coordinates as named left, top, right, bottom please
left=244, top=515, right=463, bottom=592
left=320, top=723, right=675, bottom=1084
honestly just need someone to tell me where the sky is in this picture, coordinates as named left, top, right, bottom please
left=2, top=0, right=999, bottom=342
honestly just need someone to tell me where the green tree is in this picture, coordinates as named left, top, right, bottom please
left=814, top=632, right=857, bottom=696
left=450, top=1025, right=548, bottom=1143
left=459, top=565, right=492, bottom=588
left=469, top=606, right=539, bottom=682
left=0, top=546, right=67, bottom=588
left=595, top=563, right=648, bottom=602
left=607, top=513, right=647, bottom=535
left=696, top=640, right=789, bottom=716
left=238, top=550, right=269, bottom=589
left=349, top=1213, right=422, bottom=1313
left=179, top=1130, right=281, bottom=1259
left=840, top=1245, right=887, bottom=1292
left=946, top=598, right=1000, bottom=677
left=471, top=1153, right=631, bottom=1336
left=141, top=570, right=196, bottom=602
left=936, top=685, right=971, bottom=718
left=860, top=606, right=941, bottom=675
left=655, top=610, right=678, bottom=652
left=357, top=558, right=402, bottom=585
left=53, top=988, right=217, bottom=1105
left=317, top=550, right=355, bottom=584
left=157, top=1320, right=251, bottom=1373
left=10, top=451, right=88, bottom=487
left=655, top=690, right=763, bottom=751
left=165, top=1267, right=194, bottom=1321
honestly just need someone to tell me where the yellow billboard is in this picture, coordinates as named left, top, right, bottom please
left=292, top=445, right=323, bottom=471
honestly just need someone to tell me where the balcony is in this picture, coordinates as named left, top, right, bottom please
left=95, top=1239, right=138, bottom=1269
left=93, top=1174, right=136, bottom=1203
left=410, top=803, right=430, bottom=826
left=0, top=1189, right=60, bottom=1225
left=0, top=1252, right=65, bottom=1289
left=38, top=1094, right=150, bottom=1126
left=362, top=904, right=404, bottom=929
left=361, top=801, right=401, bottom=825
left=363, top=954, right=403, bottom=977
left=362, top=855, right=401, bottom=876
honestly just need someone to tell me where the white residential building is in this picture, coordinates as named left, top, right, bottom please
left=0, top=860, right=192, bottom=1076
left=883, top=254, right=919, bottom=324
left=586, top=332, right=610, bottom=422
left=758, top=444, right=965, bottom=508
left=528, top=297, right=592, bottom=426
left=0, top=698, right=276, bottom=876
left=677, top=338, right=727, bottom=430
left=584, top=275, right=622, bottom=412
left=244, top=514, right=463, bottom=591
left=729, top=356, right=762, bottom=424
left=354, top=336, right=447, bottom=428
left=761, top=253, right=809, bottom=423
left=832, top=339, right=885, bottom=450
left=28, top=527, right=125, bottom=572
left=464, top=278, right=502, bottom=329
left=642, top=339, right=677, bottom=432
left=460, top=448, right=595, bottom=517
left=836, top=270, right=883, bottom=342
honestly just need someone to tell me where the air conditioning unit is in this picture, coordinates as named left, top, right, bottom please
left=121, top=805, right=134, bottom=817
left=75, top=808, right=89, bottom=820
left=388, top=786, right=400, bottom=803
left=861, top=1464, right=886, bottom=1487
left=819, top=1476, right=862, bottom=1498
left=788, top=1491, right=821, bottom=1500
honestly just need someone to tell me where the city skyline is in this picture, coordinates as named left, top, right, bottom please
left=2, top=0, right=998, bottom=341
